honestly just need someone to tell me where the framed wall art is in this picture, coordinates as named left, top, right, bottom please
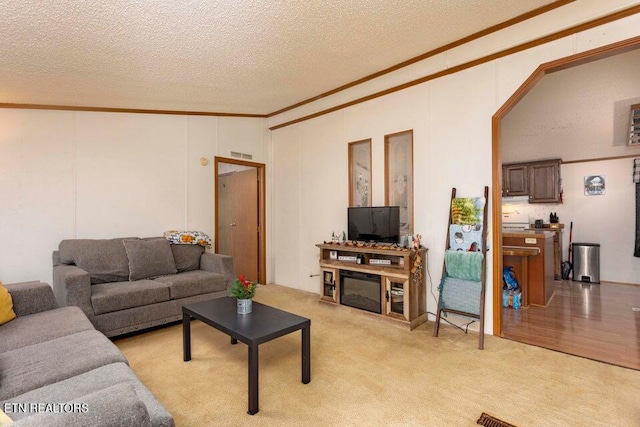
left=348, top=139, right=372, bottom=207
left=385, top=130, right=413, bottom=235
left=584, top=175, right=605, bottom=195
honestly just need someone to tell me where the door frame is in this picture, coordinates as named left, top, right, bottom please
left=491, top=35, right=640, bottom=335
left=214, top=156, right=267, bottom=285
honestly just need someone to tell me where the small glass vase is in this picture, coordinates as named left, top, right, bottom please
left=237, top=298, right=253, bottom=314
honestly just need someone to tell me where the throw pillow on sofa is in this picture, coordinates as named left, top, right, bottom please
left=164, top=230, right=212, bottom=248
left=58, top=238, right=135, bottom=283
left=0, top=408, right=12, bottom=426
left=123, top=239, right=178, bottom=281
left=170, top=244, right=205, bottom=272
left=0, top=281, right=16, bottom=326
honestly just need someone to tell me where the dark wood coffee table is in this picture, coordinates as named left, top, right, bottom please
left=182, top=297, right=311, bottom=415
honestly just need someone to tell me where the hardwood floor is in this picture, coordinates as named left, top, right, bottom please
left=501, top=279, right=640, bottom=370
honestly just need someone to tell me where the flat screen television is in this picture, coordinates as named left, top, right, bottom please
left=348, top=206, right=400, bottom=243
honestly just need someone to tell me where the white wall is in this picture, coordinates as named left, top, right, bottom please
left=0, top=110, right=75, bottom=285
left=268, top=8, right=640, bottom=334
left=502, top=49, right=640, bottom=163
left=0, top=110, right=266, bottom=285
left=562, top=160, right=639, bottom=284
left=270, top=62, right=497, bottom=329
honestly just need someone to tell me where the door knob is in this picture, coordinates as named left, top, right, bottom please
left=230, top=222, right=237, bottom=227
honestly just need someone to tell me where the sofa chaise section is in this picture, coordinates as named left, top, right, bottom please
left=0, top=281, right=174, bottom=427
left=0, top=330, right=127, bottom=401
left=8, top=383, right=152, bottom=427
left=6, top=363, right=172, bottom=427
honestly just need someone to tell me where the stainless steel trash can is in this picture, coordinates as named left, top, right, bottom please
left=572, top=242, right=600, bottom=284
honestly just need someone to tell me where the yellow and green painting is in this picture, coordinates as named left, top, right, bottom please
left=451, top=197, right=485, bottom=225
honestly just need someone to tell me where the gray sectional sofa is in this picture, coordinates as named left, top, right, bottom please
left=52, top=237, right=234, bottom=337
left=0, top=281, right=173, bottom=426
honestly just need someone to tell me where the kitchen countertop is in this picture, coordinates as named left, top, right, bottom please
left=502, top=229, right=555, bottom=239
left=502, top=229, right=555, bottom=307
left=526, top=224, right=564, bottom=230
left=502, top=245, right=540, bottom=256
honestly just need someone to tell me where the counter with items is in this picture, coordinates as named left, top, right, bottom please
left=502, top=245, right=540, bottom=307
left=527, top=224, right=564, bottom=280
left=502, top=230, right=555, bottom=306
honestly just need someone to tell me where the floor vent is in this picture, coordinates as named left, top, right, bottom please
left=477, top=412, right=516, bottom=427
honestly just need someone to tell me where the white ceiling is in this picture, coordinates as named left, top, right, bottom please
left=0, top=0, right=558, bottom=115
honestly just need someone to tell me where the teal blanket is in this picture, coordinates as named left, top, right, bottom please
left=444, top=250, right=483, bottom=282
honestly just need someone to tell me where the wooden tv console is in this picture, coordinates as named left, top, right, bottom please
left=317, top=243, right=428, bottom=329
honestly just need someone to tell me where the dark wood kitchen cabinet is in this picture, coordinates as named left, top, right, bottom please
left=502, top=159, right=561, bottom=203
left=528, top=159, right=561, bottom=203
left=502, top=163, right=528, bottom=197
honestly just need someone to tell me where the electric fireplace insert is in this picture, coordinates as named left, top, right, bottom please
left=340, top=270, right=381, bottom=314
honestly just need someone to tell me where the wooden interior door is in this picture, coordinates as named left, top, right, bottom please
left=218, top=168, right=259, bottom=282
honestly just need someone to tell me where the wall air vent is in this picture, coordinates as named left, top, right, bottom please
left=230, top=151, right=253, bottom=160
left=630, top=103, right=640, bottom=146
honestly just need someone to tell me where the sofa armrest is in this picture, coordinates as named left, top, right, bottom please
left=52, top=264, right=94, bottom=318
left=200, top=252, right=235, bottom=292
left=4, top=281, right=58, bottom=317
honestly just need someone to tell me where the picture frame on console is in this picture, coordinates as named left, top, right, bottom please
left=348, top=139, right=372, bottom=207
left=384, top=130, right=414, bottom=235
left=324, top=271, right=334, bottom=284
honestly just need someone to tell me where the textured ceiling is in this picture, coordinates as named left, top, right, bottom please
left=0, top=0, right=558, bottom=115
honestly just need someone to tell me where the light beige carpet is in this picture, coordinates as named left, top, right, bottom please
left=115, top=285, right=640, bottom=426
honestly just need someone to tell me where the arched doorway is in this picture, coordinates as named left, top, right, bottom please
left=491, top=35, right=640, bottom=336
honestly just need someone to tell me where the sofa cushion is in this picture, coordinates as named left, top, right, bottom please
left=124, top=239, right=177, bottom=281
left=58, top=238, right=137, bottom=284
left=7, top=383, right=152, bottom=427
left=153, top=270, right=228, bottom=299
left=5, top=363, right=173, bottom=427
left=170, top=244, right=204, bottom=272
left=0, top=330, right=127, bottom=401
left=91, top=280, right=170, bottom=315
left=0, top=283, right=16, bottom=326
left=0, top=306, right=94, bottom=354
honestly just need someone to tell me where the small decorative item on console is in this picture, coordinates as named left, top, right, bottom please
left=412, top=234, right=422, bottom=250
left=410, top=233, right=424, bottom=283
